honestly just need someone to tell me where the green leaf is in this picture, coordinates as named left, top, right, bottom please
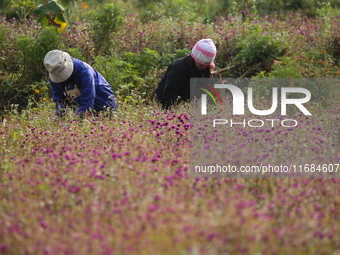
left=5, top=162, right=13, bottom=172
left=33, top=0, right=66, bottom=32
left=38, top=184, right=47, bottom=190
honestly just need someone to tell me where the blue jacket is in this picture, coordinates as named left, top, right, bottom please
left=50, top=57, right=117, bottom=118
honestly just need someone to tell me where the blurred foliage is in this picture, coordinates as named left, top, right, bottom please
left=233, top=33, right=287, bottom=75
left=31, top=79, right=51, bottom=100
left=93, top=48, right=162, bottom=101
left=15, top=26, right=62, bottom=81
left=160, top=48, right=191, bottom=66
left=93, top=55, right=144, bottom=97
left=0, top=80, right=32, bottom=115
left=1, top=0, right=340, bottom=112
left=122, top=48, right=160, bottom=77
left=33, top=0, right=66, bottom=32
left=86, top=3, right=123, bottom=56
left=11, top=0, right=35, bottom=20
left=253, top=51, right=340, bottom=101
left=327, top=36, right=340, bottom=64
left=2, top=0, right=340, bottom=21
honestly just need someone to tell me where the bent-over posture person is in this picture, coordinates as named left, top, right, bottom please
left=155, top=39, right=216, bottom=109
left=44, top=50, right=117, bottom=118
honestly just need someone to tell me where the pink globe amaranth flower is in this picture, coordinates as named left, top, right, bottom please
left=0, top=244, right=7, bottom=252
left=40, top=221, right=47, bottom=228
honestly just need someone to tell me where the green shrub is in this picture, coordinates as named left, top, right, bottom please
left=139, top=0, right=199, bottom=23
left=67, top=48, right=87, bottom=62
left=31, top=80, right=51, bottom=102
left=121, top=48, right=161, bottom=100
left=233, top=33, right=286, bottom=73
left=93, top=55, right=144, bottom=97
left=122, top=48, right=160, bottom=76
left=0, top=80, right=31, bottom=115
left=0, top=24, right=61, bottom=115
left=160, top=48, right=190, bottom=67
left=94, top=49, right=161, bottom=102
left=15, top=27, right=62, bottom=82
left=86, top=3, right=123, bottom=56
left=0, top=19, right=23, bottom=76
left=327, top=36, right=340, bottom=66
left=262, top=57, right=303, bottom=79
left=253, top=51, right=340, bottom=101
left=11, top=0, right=36, bottom=30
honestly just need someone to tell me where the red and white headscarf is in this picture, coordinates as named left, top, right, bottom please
left=191, top=39, right=216, bottom=69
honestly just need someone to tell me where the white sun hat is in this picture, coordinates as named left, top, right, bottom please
left=44, top=50, right=74, bottom=83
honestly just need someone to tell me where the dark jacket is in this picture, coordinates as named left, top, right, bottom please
left=50, top=57, right=117, bottom=118
left=155, top=55, right=211, bottom=108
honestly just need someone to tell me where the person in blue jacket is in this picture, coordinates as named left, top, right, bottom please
left=43, top=49, right=117, bottom=118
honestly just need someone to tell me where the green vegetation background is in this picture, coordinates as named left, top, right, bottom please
left=0, top=0, right=340, bottom=116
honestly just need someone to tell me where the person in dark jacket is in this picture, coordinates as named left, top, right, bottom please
left=44, top=49, right=117, bottom=119
left=155, top=39, right=216, bottom=109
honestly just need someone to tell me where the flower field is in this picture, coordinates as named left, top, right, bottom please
left=1, top=0, right=340, bottom=254
left=0, top=96, right=340, bottom=254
